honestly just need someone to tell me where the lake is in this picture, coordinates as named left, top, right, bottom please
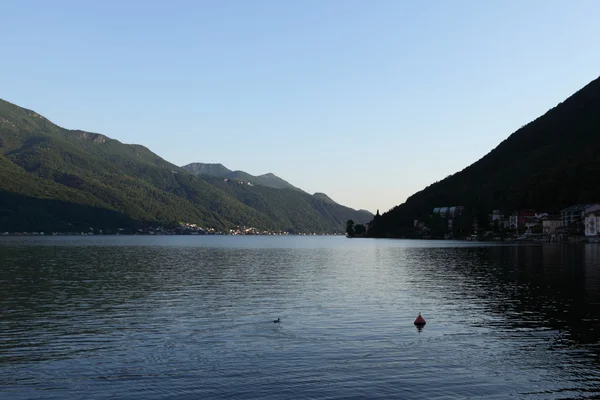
left=1, top=236, right=599, bottom=399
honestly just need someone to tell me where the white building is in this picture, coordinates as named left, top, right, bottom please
left=508, top=214, right=519, bottom=230
left=584, top=211, right=600, bottom=236
left=561, top=204, right=600, bottom=228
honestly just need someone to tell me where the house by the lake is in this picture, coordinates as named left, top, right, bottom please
left=542, top=216, right=563, bottom=235
left=561, top=204, right=600, bottom=229
left=584, top=211, right=600, bottom=236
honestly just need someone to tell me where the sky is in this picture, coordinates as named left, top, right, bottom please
left=1, top=0, right=600, bottom=213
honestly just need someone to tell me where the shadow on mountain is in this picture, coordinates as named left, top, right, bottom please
left=0, top=190, right=144, bottom=233
left=369, top=75, right=600, bottom=237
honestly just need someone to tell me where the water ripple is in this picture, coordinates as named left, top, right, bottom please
left=0, top=237, right=599, bottom=399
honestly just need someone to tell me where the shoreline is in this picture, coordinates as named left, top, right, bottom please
left=0, top=232, right=346, bottom=237
left=350, top=235, right=595, bottom=243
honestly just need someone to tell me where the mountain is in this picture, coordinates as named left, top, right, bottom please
left=254, top=172, right=302, bottom=191
left=0, top=99, right=278, bottom=232
left=313, top=192, right=337, bottom=204
left=368, top=75, right=600, bottom=237
left=200, top=176, right=372, bottom=233
left=311, top=193, right=374, bottom=222
left=182, top=162, right=304, bottom=192
left=182, top=164, right=373, bottom=231
left=182, top=162, right=232, bottom=177
left=0, top=98, right=371, bottom=233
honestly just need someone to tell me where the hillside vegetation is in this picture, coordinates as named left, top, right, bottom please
left=182, top=162, right=304, bottom=191
left=202, top=176, right=373, bottom=233
left=368, top=75, right=600, bottom=237
left=0, top=99, right=371, bottom=233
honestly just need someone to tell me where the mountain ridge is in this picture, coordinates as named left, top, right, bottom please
left=0, top=98, right=372, bottom=233
left=368, top=74, right=600, bottom=237
left=182, top=162, right=305, bottom=192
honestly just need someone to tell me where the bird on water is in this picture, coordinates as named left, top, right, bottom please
left=273, top=318, right=280, bottom=323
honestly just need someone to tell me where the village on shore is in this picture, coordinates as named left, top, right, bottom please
left=385, top=203, right=600, bottom=242
left=6, top=203, right=600, bottom=242
left=0, top=223, right=344, bottom=237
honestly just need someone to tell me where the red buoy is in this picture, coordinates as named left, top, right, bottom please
left=414, top=313, right=426, bottom=326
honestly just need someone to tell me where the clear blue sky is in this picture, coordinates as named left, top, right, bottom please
left=2, top=1, right=599, bottom=213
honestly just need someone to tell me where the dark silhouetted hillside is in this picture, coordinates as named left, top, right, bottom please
left=368, top=75, right=600, bottom=237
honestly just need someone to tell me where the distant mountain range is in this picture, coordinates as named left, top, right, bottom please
left=368, top=75, right=600, bottom=237
left=0, top=99, right=372, bottom=233
left=182, top=162, right=373, bottom=232
left=182, top=163, right=304, bottom=191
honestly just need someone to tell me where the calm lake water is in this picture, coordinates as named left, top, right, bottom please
left=1, top=236, right=599, bottom=399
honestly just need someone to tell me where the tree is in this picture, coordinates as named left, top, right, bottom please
left=346, top=220, right=355, bottom=237
left=354, top=224, right=366, bottom=236
left=476, top=211, right=491, bottom=233
left=428, top=213, right=448, bottom=238
left=492, top=219, right=501, bottom=233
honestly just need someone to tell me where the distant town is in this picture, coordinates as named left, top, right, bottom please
left=359, top=203, right=600, bottom=242
left=5, top=203, right=600, bottom=241
left=0, top=223, right=344, bottom=237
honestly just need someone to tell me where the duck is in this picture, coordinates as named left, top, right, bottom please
left=273, top=318, right=280, bottom=323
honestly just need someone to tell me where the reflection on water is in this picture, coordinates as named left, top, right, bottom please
left=0, top=236, right=599, bottom=399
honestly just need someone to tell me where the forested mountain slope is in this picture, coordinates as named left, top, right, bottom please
left=0, top=99, right=371, bottom=233
left=368, top=75, right=600, bottom=237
